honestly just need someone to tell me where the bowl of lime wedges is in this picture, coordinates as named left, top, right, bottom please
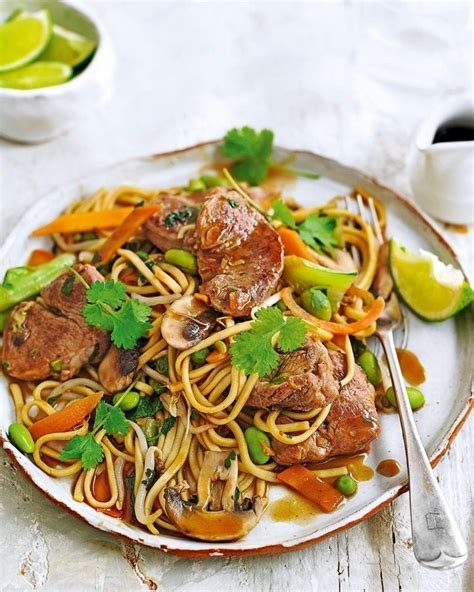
left=0, top=0, right=114, bottom=143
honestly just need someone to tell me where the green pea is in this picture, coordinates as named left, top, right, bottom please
left=300, top=288, right=332, bottom=321
left=386, top=386, right=425, bottom=411
left=191, top=347, right=210, bottom=366
left=113, top=390, right=140, bottom=411
left=357, top=351, right=382, bottom=386
left=188, top=178, right=207, bottom=192
left=244, top=427, right=271, bottom=465
left=8, top=422, right=35, bottom=454
left=336, top=475, right=358, bottom=496
left=164, top=248, right=197, bottom=275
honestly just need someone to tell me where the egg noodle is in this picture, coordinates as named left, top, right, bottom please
left=8, top=183, right=384, bottom=536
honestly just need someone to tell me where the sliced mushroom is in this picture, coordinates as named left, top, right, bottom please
left=98, top=344, right=139, bottom=393
left=160, top=295, right=218, bottom=350
left=164, top=450, right=265, bottom=541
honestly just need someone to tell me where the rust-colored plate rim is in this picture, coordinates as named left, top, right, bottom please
left=1, top=140, right=472, bottom=559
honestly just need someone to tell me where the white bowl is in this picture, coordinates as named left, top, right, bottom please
left=0, top=0, right=114, bottom=143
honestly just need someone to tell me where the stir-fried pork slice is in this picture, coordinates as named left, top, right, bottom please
left=247, top=335, right=339, bottom=412
left=98, top=344, right=140, bottom=393
left=195, top=189, right=284, bottom=316
left=143, top=195, right=199, bottom=252
left=2, top=302, right=102, bottom=381
left=272, top=352, right=380, bottom=465
left=41, top=264, right=109, bottom=362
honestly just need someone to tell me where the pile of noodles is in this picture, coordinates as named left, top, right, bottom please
left=8, top=184, right=385, bottom=536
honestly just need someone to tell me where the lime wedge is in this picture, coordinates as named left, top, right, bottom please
left=41, top=24, right=96, bottom=69
left=0, top=9, right=52, bottom=73
left=0, top=61, right=72, bottom=90
left=389, top=238, right=473, bottom=321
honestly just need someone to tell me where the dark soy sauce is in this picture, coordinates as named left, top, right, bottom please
left=433, top=122, right=474, bottom=144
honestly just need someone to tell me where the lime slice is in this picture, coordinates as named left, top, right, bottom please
left=0, top=9, right=52, bottom=73
left=0, top=61, right=72, bottom=90
left=389, top=238, right=473, bottom=321
left=41, top=24, right=96, bottom=69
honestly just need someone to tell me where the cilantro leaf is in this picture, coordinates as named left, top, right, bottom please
left=60, top=433, right=104, bottom=470
left=103, top=405, right=129, bottom=436
left=221, top=127, right=274, bottom=185
left=160, top=416, right=176, bottom=437
left=277, top=316, right=307, bottom=352
left=83, top=303, right=114, bottom=331
left=110, top=299, right=152, bottom=349
left=82, top=279, right=152, bottom=350
left=127, top=394, right=163, bottom=421
left=230, top=307, right=307, bottom=377
left=297, top=214, right=339, bottom=254
left=271, top=199, right=296, bottom=229
left=87, top=280, right=127, bottom=307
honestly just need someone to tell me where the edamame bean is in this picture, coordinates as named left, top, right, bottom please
left=336, top=475, right=358, bottom=496
left=191, top=347, right=210, bottom=366
left=357, top=351, right=382, bottom=386
left=8, top=422, right=34, bottom=453
left=188, top=178, right=207, bottom=192
left=386, top=386, right=425, bottom=411
left=113, top=390, right=140, bottom=411
left=164, top=249, right=197, bottom=275
left=244, top=426, right=271, bottom=465
left=300, top=288, right=332, bottom=321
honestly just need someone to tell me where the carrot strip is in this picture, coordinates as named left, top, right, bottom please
left=277, top=227, right=319, bottom=262
left=93, top=468, right=111, bottom=502
left=96, top=205, right=162, bottom=264
left=27, top=249, right=55, bottom=266
left=281, top=287, right=384, bottom=335
left=29, top=392, right=103, bottom=441
left=277, top=465, right=344, bottom=512
left=206, top=351, right=228, bottom=364
left=194, top=293, right=210, bottom=305
left=120, top=268, right=138, bottom=285
left=31, top=209, right=135, bottom=237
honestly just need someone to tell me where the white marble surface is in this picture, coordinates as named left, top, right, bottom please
left=0, top=1, right=472, bottom=591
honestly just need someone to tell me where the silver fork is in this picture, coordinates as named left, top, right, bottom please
left=345, top=191, right=467, bottom=570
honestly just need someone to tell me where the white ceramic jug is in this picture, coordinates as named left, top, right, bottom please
left=408, top=97, right=474, bottom=225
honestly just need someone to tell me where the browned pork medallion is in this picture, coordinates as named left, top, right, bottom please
left=2, top=264, right=109, bottom=381
left=194, top=188, right=284, bottom=316
left=272, top=350, right=381, bottom=465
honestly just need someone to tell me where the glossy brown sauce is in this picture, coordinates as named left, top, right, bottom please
left=376, top=459, right=401, bottom=478
left=396, top=349, right=426, bottom=386
left=442, top=222, right=469, bottom=234
left=309, top=454, right=374, bottom=482
left=270, top=493, right=321, bottom=524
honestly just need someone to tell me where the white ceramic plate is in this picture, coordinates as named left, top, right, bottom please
left=0, top=142, right=472, bottom=558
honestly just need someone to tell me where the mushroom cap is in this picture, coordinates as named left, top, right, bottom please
left=164, top=487, right=264, bottom=542
left=161, top=295, right=218, bottom=350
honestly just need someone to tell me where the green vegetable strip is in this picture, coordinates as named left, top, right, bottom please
left=0, top=253, right=75, bottom=312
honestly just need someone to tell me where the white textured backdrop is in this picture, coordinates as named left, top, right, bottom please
left=0, top=1, right=472, bottom=591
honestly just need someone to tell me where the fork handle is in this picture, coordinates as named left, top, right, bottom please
left=378, top=329, right=467, bottom=569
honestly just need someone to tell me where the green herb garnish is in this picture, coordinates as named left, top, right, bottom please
left=60, top=400, right=129, bottom=470
left=224, top=450, right=236, bottom=469
left=165, top=207, right=195, bottom=228
left=230, top=307, right=306, bottom=377
left=61, top=275, right=75, bottom=296
left=271, top=199, right=296, bottom=228
left=160, top=416, right=175, bottom=437
left=127, top=393, right=163, bottom=421
left=82, top=279, right=152, bottom=350
left=297, top=214, right=339, bottom=254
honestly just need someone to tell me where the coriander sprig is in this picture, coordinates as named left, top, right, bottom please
left=221, top=126, right=320, bottom=185
left=230, top=307, right=307, bottom=378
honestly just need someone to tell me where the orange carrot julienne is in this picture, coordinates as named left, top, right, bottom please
left=31, top=208, right=135, bottom=237
left=277, top=227, right=319, bottom=262
left=29, top=392, right=103, bottom=441
left=96, top=205, right=162, bottom=264
left=27, top=249, right=55, bottom=266
left=281, top=287, right=385, bottom=335
left=206, top=351, right=228, bottom=364
left=194, top=293, right=210, bottom=305
left=92, top=468, right=111, bottom=502
left=277, top=465, right=344, bottom=512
